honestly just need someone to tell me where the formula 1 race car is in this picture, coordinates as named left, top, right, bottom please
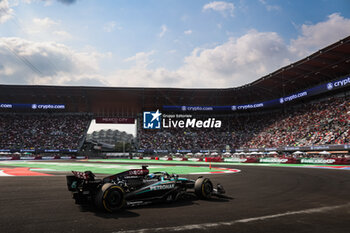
left=66, top=165, right=227, bottom=212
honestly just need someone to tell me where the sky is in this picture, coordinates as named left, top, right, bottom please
left=1, top=0, right=350, bottom=135
left=0, top=0, right=350, bottom=89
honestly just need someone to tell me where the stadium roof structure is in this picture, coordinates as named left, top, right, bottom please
left=0, top=36, right=350, bottom=117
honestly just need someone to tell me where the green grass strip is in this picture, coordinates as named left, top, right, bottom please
left=0, top=161, right=225, bottom=175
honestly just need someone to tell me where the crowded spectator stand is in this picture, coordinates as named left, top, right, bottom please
left=0, top=113, right=91, bottom=153
left=138, top=96, right=350, bottom=155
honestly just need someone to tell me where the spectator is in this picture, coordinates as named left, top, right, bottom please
left=0, top=114, right=91, bottom=150
left=137, top=96, right=350, bottom=150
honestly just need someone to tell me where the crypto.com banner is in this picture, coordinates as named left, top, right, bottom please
left=0, top=103, right=65, bottom=110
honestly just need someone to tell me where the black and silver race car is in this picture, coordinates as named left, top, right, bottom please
left=66, top=165, right=227, bottom=212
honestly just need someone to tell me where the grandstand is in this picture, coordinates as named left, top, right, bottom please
left=137, top=95, right=349, bottom=151
left=0, top=114, right=91, bottom=152
left=0, top=36, right=349, bottom=155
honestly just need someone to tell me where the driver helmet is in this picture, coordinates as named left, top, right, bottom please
left=148, top=173, right=155, bottom=179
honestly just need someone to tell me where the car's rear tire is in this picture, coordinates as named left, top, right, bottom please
left=194, top=178, right=213, bottom=199
left=95, top=183, right=125, bottom=212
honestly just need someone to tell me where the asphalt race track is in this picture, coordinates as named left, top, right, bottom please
left=1, top=164, right=350, bottom=233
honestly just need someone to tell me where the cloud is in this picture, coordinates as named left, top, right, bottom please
left=0, top=0, right=13, bottom=23
left=23, top=0, right=78, bottom=5
left=52, top=30, right=72, bottom=39
left=203, top=1, right=235, bottom=17
left=0, top=13, right=349, bottom=88
left=290, top=13, right=350, bottom=57
left=25, top=17, right=59, bottom=35
left=124, top=51, right=155, bottom=69
left=179, top=30, right=292, bottom=87
left=184, top=29, right=192, bottom=35
left=0, top=37, right=105, bottom=85
left=158, top=24, right=168, bottom=38
left=103, top=21, right=122, bottom=32
left=266, top=5, right=280, bottom=11
left=32, top=17, right=58, bottom=28
left=108, top=13, right=350, bottom=88
left=106, top=31, right=291, bottom=88
left=24, top=17, right=73, bottom=41
left=108, top=68, right=181, bottom=87
left=259, top=0, right=281, bottom=12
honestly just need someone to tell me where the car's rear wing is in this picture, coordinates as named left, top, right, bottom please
left=68, top=165, right=149, bottom=184
left=71, top=170, right=96, bottom=180
left=103, top=165, right=149, bottom=183
left=67, top=171, right=97, bottom=192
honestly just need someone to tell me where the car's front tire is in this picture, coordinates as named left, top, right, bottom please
left=194, top=178, right=213, bottom=199
left=95, top=183, right=125, bottom=212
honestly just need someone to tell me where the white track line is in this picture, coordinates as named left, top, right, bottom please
left=0, top=170, right=12, bottom=176
left=114, top=203, right=350, bottom=233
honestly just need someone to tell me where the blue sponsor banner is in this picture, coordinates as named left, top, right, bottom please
left=163, top=103, right=265, bottom=112
left=20, top=149, right=35, bottom=152
left=154, top=149, right=168, bottom=153
left=163, top=75, right=350, bottom=112
left=0, top=149, right=11, bottom=152
left=176, top=149, right=192, bottom=153
left=59, top=149, right=78, bottom=153
left=0, top=103, right=65, bottom=110
left=200, top=150, right=209, bottom=153
left=0, top=148, right=77, bottom=153
left=163, top=105, right=233, bottom=111
left=0, top=104, right=12, bottom=109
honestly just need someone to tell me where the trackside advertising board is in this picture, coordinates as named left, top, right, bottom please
left=0, top=103, right=65, bottom=110
left=300, top=158, right=336, bottom=164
